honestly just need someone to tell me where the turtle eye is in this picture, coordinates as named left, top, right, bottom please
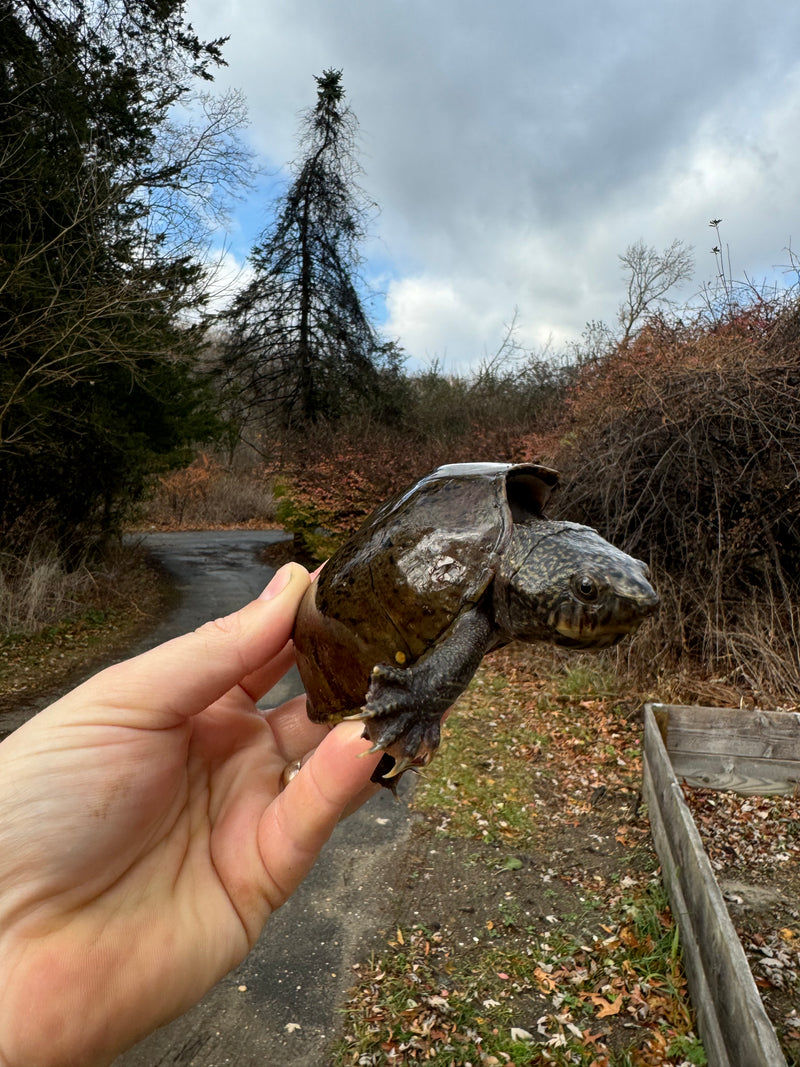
left=575, top=575, right=599, bottom=603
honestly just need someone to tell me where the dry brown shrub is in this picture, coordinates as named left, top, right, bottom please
left=143, top=452, right=277, bottom=529
left=277, top=421, right=499, bottom=536
left=550, top=301, right=800, bottom=702
left=239, top=341, right=572, bottom=541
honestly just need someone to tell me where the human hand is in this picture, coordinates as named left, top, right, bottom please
left=0, top=563, right=381, bottom=1067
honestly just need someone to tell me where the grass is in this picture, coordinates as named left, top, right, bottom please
left=0, top=545, right=97, bottom=635
left=411, top=675, right=548, bottom=846
left=410, top=654, right=640, bottom=848
left=556, top=664, right=619, bottom=702
left=0, top=543, right=169, bottom=705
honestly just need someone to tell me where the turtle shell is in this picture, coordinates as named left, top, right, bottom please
left=293, top=462, right=559, bottom=722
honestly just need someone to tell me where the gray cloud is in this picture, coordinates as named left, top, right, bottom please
left=188, top=0, right=800, bottom=367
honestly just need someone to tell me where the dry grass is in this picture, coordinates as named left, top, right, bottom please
left=0, top=543, right=98, bottom=635
left=0, top=542, right=167, bottom=706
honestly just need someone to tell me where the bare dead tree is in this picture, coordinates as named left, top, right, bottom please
left=618, top=238, right=694, bottom=342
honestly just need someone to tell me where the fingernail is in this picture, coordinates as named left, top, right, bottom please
left=259, top=563, right=294, bottom=601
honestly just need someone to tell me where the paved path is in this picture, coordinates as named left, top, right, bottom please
left=124, top=530, right=306, bottom=708
left=7, top=530, right=415, bottom=1067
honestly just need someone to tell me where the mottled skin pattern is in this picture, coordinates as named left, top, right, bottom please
left=293, top=463, right=659, bottom=787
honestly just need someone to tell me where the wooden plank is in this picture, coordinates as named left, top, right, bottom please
left=642, top=704, right=786, bottom=1067
left=655, top=704, right=800, bottom=755
left=650, top=703, right=800, bottom=796
left=655, top=751, right=800, bottom=795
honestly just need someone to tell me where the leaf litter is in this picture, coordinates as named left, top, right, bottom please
left=332, top=646, right=732, bottom=1066
left=683, top=784, right=800, bottom=1055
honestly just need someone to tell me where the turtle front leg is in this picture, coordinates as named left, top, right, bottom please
left=358, top=607, right=494, bottom=785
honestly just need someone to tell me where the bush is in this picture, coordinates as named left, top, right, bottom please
left=272, top=482, right=341, bottom=562
left=551, top=298, right=800, bottom=701
left=269, top=348, right=575, bottom=554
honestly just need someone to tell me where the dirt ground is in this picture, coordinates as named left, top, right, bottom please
left=352, top=790, right=661, bottom=1054
left=334, top=777, right=800, bottom=1065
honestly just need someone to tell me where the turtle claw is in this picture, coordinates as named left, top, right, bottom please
left=358, top=702, right=442, bottom=788
left=381, top=754, right=416, bottom=779
left=362, top=738, right=387, bottom=756
left=353, top=656, right=451, bottom=788
left=343, top=707, right=375, bottom=722
left=370, top=661, right=404, bottom=685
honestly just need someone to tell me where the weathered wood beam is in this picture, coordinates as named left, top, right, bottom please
left=642, top=703, right=786, bottom=1067
left=652, top=703, right=800, bottom=796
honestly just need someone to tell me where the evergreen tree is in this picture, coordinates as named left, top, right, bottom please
left=223, top=69, right=386, bottom=427
left=0, top=0, right=249, bottom=551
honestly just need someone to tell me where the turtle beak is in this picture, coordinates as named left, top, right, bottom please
left=635, top=579, right=660, bottom=617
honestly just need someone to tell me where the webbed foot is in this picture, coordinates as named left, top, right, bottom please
left=351, top=662, right=446, bottom=788
left=350, top=607, right=495, bottom=789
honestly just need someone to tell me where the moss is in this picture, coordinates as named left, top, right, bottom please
left=273, top=480, right=342, bottom=563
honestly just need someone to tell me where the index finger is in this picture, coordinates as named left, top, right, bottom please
left=257, top=720, right=382, bottom=908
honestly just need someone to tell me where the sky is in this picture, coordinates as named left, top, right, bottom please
left=185, top=0, right=800, bottom=371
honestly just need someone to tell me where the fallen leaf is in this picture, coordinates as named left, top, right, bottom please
left=592, top=993, right=624, bottom=1018
left=502, top=856, right=523, bottom=870
left=510, top=1026, right=534, bottom=1041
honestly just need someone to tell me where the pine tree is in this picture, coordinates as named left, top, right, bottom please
left=223, top=69, right=386, bottom=427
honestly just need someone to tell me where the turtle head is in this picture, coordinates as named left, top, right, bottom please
left=494, top=521, right=659, bottom=649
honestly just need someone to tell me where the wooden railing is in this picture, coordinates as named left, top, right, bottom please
left=642, top=703, right=799, bottom=1067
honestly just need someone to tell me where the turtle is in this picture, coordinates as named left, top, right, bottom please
left=293, top=461, right=659, bottom=787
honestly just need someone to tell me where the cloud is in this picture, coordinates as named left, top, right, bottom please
left=200, top=247, right=255, bottom=316
left=186, top=0, right=800, bottom=368
left=384, top=275, right=518, bottom=368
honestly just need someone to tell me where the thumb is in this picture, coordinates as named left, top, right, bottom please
left=48, top=563, right=311, bottom=729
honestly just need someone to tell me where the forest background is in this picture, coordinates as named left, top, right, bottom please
left=2, top=0, right=799, bottom=710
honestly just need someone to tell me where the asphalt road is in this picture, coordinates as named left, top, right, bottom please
left=10, top=530, right=415, bottom=1067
